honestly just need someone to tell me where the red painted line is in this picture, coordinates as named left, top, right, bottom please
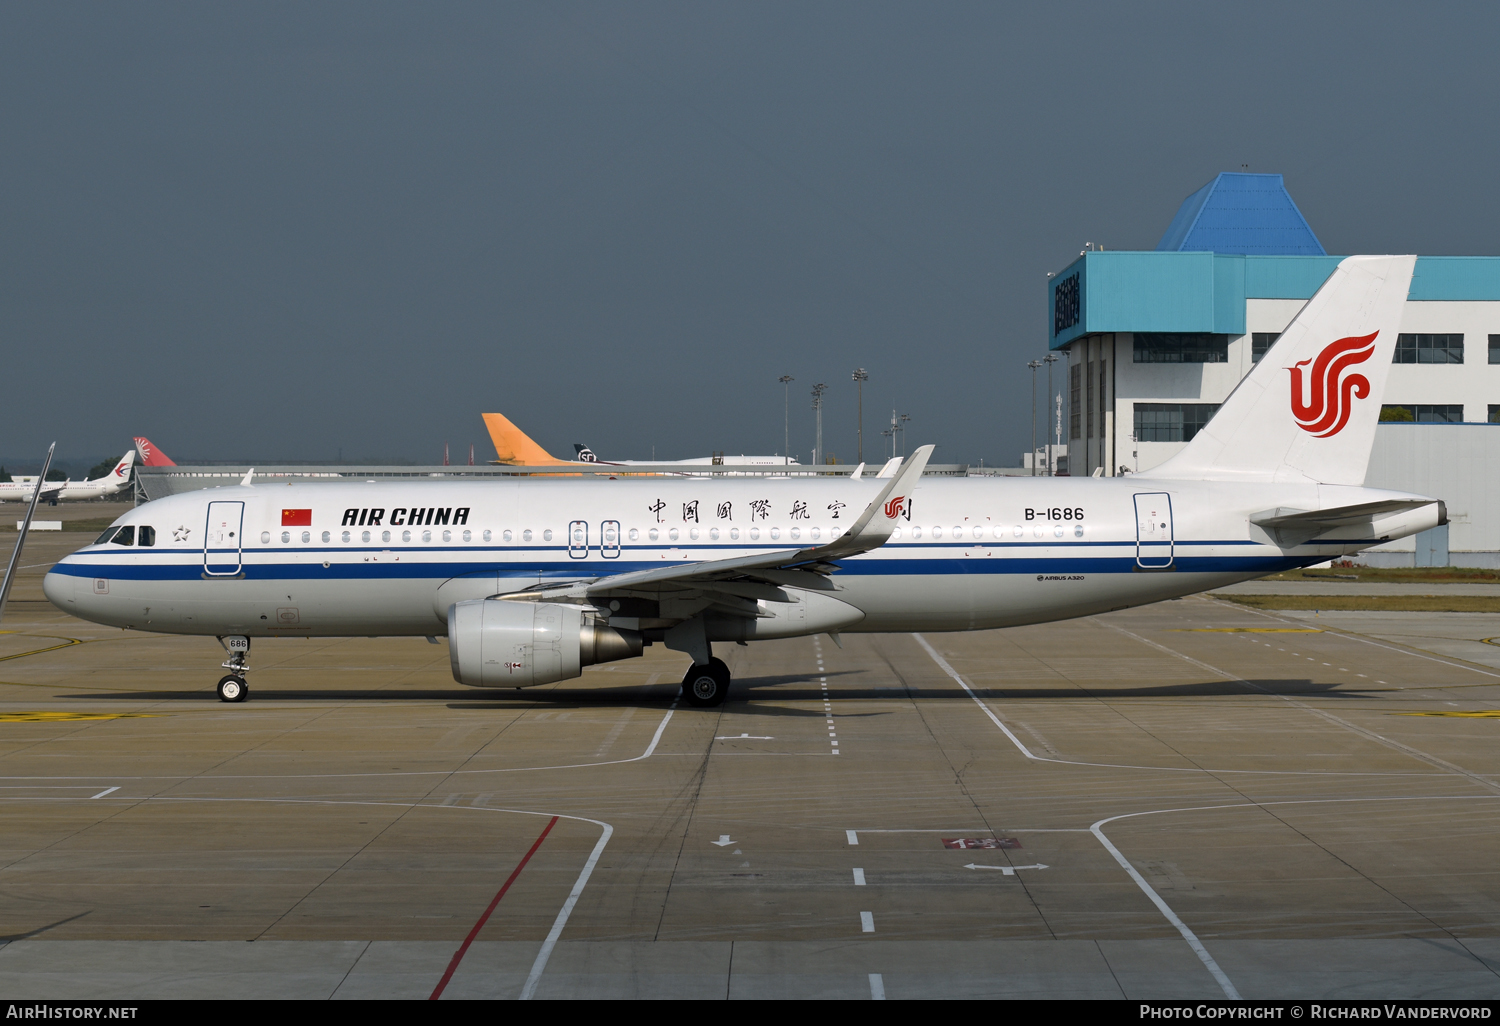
left=429, top=815, right=559, bottom=1000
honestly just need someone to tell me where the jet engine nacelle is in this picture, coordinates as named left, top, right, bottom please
left=448, top=599, right=642, bottom=688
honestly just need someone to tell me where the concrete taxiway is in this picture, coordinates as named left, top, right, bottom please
left=4, top=527, right=1500, bottom=998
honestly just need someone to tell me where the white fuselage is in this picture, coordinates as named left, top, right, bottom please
left=45, top=474, right=1439, bottom=640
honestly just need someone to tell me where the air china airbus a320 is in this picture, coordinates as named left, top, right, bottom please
left=45, top=256, right=1442, bottom=707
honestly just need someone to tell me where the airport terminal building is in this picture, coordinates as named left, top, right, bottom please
left=1048, top=173, right=1500, bottom=566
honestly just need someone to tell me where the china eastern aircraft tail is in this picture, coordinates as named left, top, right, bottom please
left=1140, top=254, right=1416, bottom=486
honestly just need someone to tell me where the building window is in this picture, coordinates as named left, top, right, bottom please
left=1251, top=332, right=1281, bottom=363
left=1380, top=404, right=1464, bottom=423
left=1133, top=403, right=1221, bottom=442
left=1394, top=333, right=1463, bottom=364
left=1133, top=334, right=1228, bottom=364
left=1053, top=273, right=1080, bottom=336
left=1490, top=335, right=1500, bottom=364
left=1069, top=364, right=1081, bottom=439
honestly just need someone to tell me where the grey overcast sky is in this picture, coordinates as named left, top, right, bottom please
left=3, top=1, right=1497, bottom=468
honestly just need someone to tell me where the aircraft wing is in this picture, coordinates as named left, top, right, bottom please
left=503, top=445, right=933, bottom=604
left=584, top=444, right=933, bottom=595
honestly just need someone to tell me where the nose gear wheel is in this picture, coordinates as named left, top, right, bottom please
left=217, top=674, right=248, bottom=702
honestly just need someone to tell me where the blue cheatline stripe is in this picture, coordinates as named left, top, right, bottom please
left=48, top=552, right=1311, bottom=582
left=66, top=536, right=1264, bottom=563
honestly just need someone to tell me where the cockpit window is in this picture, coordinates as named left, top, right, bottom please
left=137, top=526, right=155, bottom=547
left=110, top=526, right=135, bottom=546
left=95, top=527, right=120, bottom=545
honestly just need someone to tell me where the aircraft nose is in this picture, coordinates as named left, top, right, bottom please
left=42, top=568, right=77, bottom=612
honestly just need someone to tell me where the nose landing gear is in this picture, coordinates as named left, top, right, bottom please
left=216, top=635, right=250, bottom=702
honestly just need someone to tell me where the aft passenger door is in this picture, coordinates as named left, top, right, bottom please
left=204, top=501, right=245, bottom=576
left=1133, top=493, right=1174, bottom=569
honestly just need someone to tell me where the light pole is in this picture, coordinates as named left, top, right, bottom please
left=811, top=383, right=827, bottom=466
left=898, top=413, right=911, bottom=457
left=779, top=375, right=794, bottom=466
left=1043, top=353, right=1060, bottom=475
left=1054, top=392, right=1064, bottom=474
left=1028, top=360, right=1042, bottom=475
left=852, top=368, right=869, bottom=463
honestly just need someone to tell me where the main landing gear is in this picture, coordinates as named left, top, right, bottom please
left=216, top=635, right=250, bottom=703
left=681, top=657, right=730, bottom=708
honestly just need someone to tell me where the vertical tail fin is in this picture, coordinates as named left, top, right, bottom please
left=482, top=413, right=563, bottom=465
left=1140, top=254, right=1415, bottom=485
left=133, top=437, right=176, bottom=467
left=104, top=450, right=136, bottom=482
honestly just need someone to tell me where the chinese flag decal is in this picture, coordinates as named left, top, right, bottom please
left=281, top=509, right=313, bottom=527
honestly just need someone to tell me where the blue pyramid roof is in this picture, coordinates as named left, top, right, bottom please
left=1156, top=173, right=1325, bottom=256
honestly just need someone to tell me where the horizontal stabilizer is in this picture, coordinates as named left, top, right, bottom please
left=1250, top=498, right=1440, bottom=531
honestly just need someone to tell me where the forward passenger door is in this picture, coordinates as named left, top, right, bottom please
left=204, top=501, right=244, bottom=576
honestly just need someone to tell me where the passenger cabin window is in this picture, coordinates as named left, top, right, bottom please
left=110, top=526, right=135, bottom=546
left=137, top=526, right=155, bottom=547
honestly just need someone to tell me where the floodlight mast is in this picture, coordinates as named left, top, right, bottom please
left=1043, top=353, right=1060, bottom=476
left=811, top=383, right=828, bottom=466
left=1028, top=360, right=1042, bottom=476
left=779, top=375, right=794, bottom=466
left=852, top=368, right=869, bottom=463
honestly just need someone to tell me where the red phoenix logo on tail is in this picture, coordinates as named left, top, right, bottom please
left=1289, top=332, right=1377, bottom=438
left=884, top=495, right=906, bottom=519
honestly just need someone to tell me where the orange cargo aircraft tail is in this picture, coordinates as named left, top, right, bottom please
left=482, top=413, right=568, bottom=465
